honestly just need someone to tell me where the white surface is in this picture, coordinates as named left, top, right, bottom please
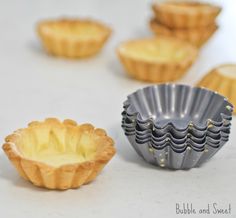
left=0, top=0, right=236, bottom=217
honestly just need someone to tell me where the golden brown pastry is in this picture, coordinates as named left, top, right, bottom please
left=37, top=18, right=112, bottom=58
left=197, top=64, right=236, bottom=113
left=149, top=18, right=218, bottom=47
left=2, top=118, right=116, bottom=190
left=152, top=1, right=221, bottom=29
left=117, top=37, right=198, bottom=83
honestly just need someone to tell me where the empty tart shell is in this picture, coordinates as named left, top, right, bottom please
left=117, top=37, right=198, bottom=83
left=152, top=1, right=221, bottom=29
left=2, top=118, right=116, bottom=190
left=149, top=18, right=218, bottom=47
left=37, top=18, right=112, bottom=58
left=197, top=64, right=236, bottom=114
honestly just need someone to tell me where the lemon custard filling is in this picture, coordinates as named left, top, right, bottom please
left=15, top=125, right=101, bottom=167
left=119, top=39, right=188, bottom=62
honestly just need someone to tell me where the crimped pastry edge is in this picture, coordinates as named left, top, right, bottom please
left=149, top=18, right=218, bottom=47
left=2, top=118, right=116, bottom=190
left=197, top=64, right=236, bottom=114
left=37, top=18, right=112, bottom=58
left=152, top=2, right=221, bottom=29
left=117, top=37, right=198, bottom=83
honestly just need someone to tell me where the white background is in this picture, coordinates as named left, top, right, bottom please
left=0, top=0, right=236, bottom=217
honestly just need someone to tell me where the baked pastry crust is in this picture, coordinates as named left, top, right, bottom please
left=152, top=1, right=221, bottom=29
left=197, top=64, right=236, bottom=114
left=117, top=37, right=198, bottom=83
left=149, top=18, right=218, bottom=47
left=37, top=18, right=112, bottom=58
left=2, top=118, right=116, bottom=190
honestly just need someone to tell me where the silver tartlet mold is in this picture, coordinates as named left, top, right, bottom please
left=121, top=84, right=233, bottom=170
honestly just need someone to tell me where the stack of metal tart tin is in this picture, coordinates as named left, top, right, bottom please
left=122, top=84, right=233, bottom=170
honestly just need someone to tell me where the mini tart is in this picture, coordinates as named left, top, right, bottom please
left=149, top=18, right=218, bottom=47
left=197, top=64, right=236, bottom=114
left=117, top=37, right=198, bottom=83
left=152, top=1, right=221, bottom=29
left=2, top=118, right=116, bottom=190
left=37, top=18, right=112, bottom=58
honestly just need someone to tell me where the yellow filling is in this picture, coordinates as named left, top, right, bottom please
left=17, top=126, right=98, bottom=167
left=218, top=65, right=236, bottom=79
left=120, top=39, right=187, bottom=62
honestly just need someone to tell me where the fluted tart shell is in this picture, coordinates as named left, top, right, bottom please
left=152, top=1, right=221, bottom=29
left=37, top=18, right=112, bottom=58
left=117, top=37, right=198, bottom=83
left=197, top=64, right=236, bottom=114
left=149, top=18, right=218, bottom=47
left=2, top=118, right=116, bottom=190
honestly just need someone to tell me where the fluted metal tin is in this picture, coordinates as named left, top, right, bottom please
left=126, top=136, right=228, bottom=169
left=122, top=84, right=233, bottom=170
